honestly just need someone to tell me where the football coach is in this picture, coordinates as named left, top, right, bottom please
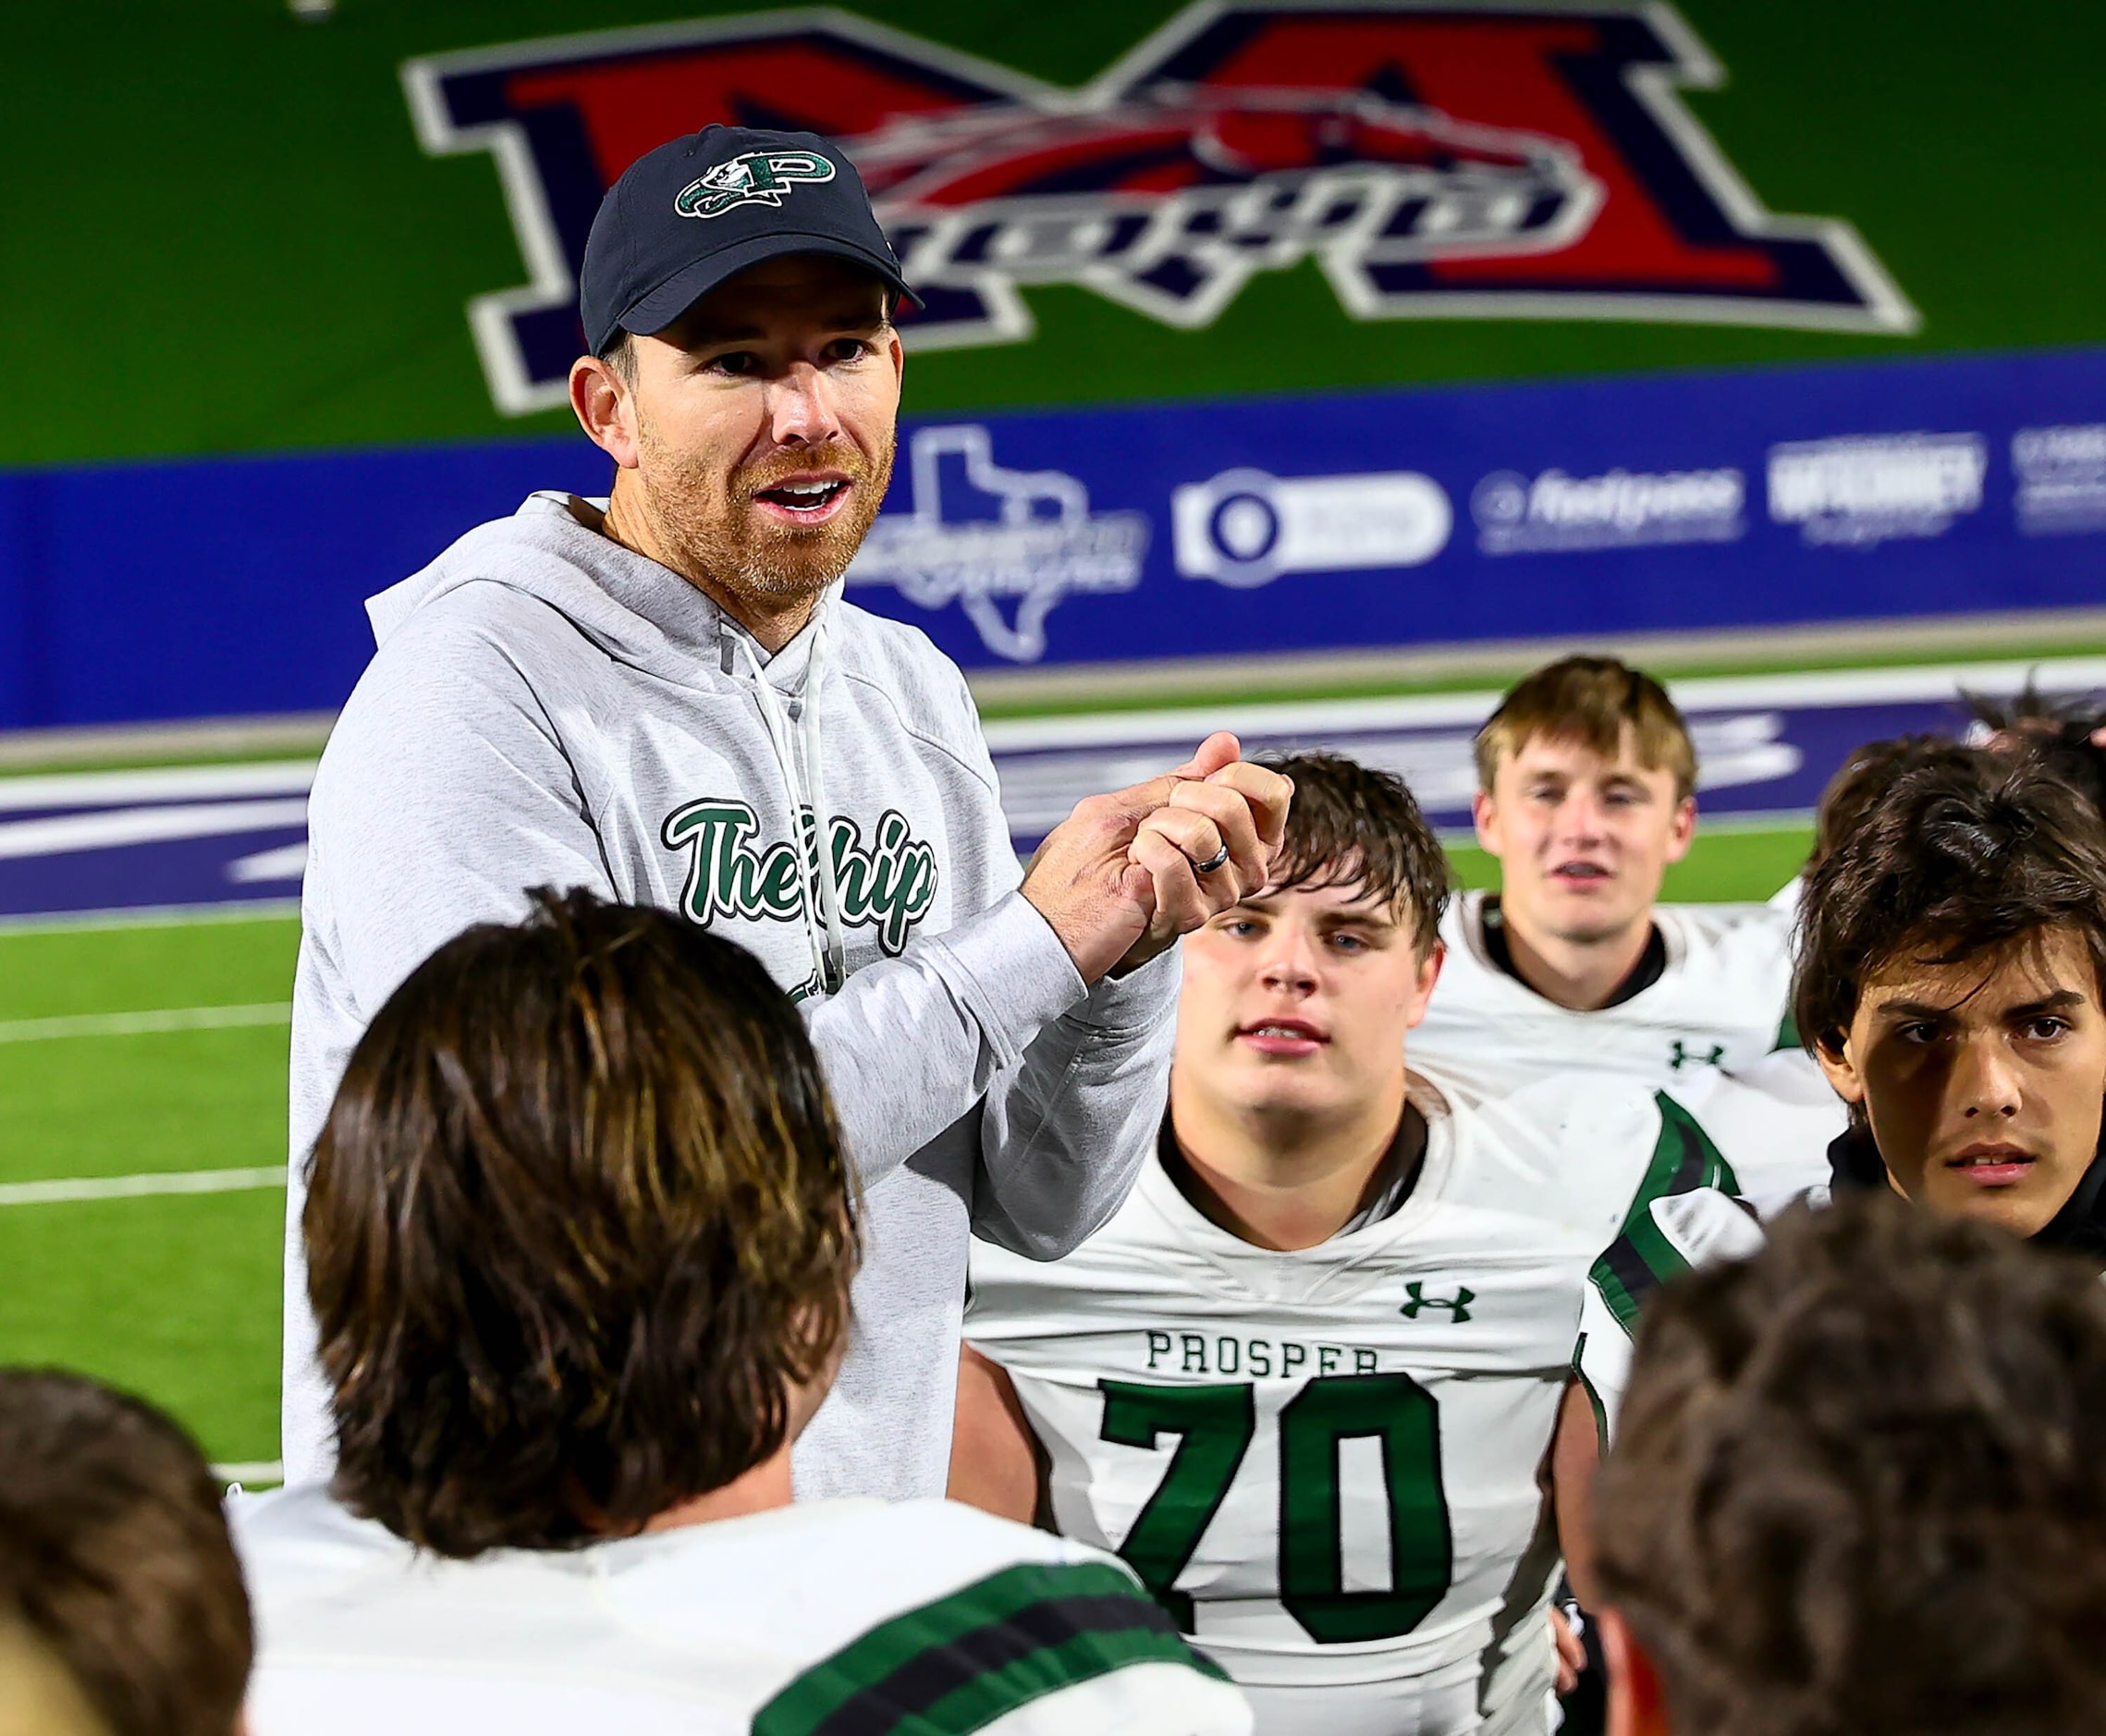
left=282, top=125, right=1292, bottom=1500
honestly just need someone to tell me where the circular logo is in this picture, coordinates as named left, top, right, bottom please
left=1209, top=490, right=1280, bottom=564
left=1471, top=471, right=1529, bottom=530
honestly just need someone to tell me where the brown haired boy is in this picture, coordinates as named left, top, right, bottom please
left=1595, top=1192, right=2106, bottom=1736
left=233, top=889, right=1248, bottom=1736
left=0, top=1369, right=251, bottom=1736
left=1797, top=749, right=2106, bottom=1248
left=955, top=752, right=1841, bottom=1736
left=1413, top=655, right=1804, bottom=1100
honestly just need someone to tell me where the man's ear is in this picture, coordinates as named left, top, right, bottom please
left=1471, top=787, right=1500, bottom=856
left=1663, top=794, right=1697, bottom=864
left=1815, top=1030, right=1867, bottom=1108
left=569, top=354, right=642, bottom=469
left=1600, top=1607, right=1675, bottom=1736
left=1404, top=940, right=1446, bottom=1030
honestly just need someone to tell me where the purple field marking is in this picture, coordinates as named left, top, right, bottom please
left=0, top=659, right=2093, bottom=924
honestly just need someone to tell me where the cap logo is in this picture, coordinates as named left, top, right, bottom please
left=674, top=150, right=837, bottom=220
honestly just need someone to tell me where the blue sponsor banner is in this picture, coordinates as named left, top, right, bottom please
left=0, top=348, right=2104, bottom=728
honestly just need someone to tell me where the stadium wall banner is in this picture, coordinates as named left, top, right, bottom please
left=1, top=346, right=2103, bottom=729
left=403, top=0, right=1915, bottom=416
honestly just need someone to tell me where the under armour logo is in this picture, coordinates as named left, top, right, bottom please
left=1400, top=1281, right=1475, bottom=1323
left=1669, top=1040, right=1727, bottom=1070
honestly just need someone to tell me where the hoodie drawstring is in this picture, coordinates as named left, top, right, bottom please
left=729, top=610, right=848, bottom=997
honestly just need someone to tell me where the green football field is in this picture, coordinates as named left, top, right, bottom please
left=0, top=822, right=1806, bottom=1477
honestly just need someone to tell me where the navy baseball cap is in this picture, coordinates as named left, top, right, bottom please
left=580, top=124, right=916, bottom=357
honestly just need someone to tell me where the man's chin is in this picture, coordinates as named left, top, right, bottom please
left=1925, top=1172, right=2071, bottom=1239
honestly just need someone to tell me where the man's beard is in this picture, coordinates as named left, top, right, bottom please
left=632, top=415, right=895, bottom=613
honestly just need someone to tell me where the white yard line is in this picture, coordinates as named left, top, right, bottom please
left=0, top=899, right=301, bottom=936
left=0, top=799, right=310, bottom=860
left=213, top=1460, right=285, bottom=1485
left=0, top=1003, right=291, bottom=1044
left=0, top=760, right=319, bottom=813
left=0, top=1167, right=288, bottom=1206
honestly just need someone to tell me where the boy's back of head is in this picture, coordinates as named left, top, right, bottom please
left=306, top=886, right=858, bottom=1557
left=1597, top=1192, right=2106, bottom=1736
left=0, top=1369, right=251, bottom=1736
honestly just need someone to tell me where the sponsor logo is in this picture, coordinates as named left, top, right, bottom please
left=1472, top=465, right=1744, bottom=554
left=1173, top=467, right=1451, bottom=587
left=674, top=149, right=836, bottom=219
left=844, top=424, right=1148, bottom=663
left=660, top=798, right=937, bottom=958
left=403, top=4, right=1916, bottom=414
left=1767, top=432, right=1988, bottom=547
left=1399, top=1281, right=1475, bottom=1324
left=2014, top=423, right=2106, bottom=536
left=1668, top=1039, right=1728, bottom=1071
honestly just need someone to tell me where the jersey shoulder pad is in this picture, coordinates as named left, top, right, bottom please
left=752, top=1502, right=1239, bottom=1736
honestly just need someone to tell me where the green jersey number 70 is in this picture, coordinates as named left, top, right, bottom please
left=1098, top=1371, right=1451, bottom=1644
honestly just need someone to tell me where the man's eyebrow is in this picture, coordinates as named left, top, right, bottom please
left=2010, top=990, right=2088, bottom=1016
left=1877, top=989, right=2088, bottom=1021
left=1315, top=904, right=1396, bottom=928
left=1874, top=999, right=1960, bottom=1021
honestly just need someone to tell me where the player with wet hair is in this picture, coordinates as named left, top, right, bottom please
left=238, top=888, right=1251, bottom=1735
left=954, top=752, right=1841, bottom=1736
left=1596, top=1192, right=2106, bottom=1736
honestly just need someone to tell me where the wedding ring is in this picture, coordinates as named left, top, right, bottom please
left=1194, top=841, right=1231, bottom=874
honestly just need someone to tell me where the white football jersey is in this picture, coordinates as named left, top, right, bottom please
left=233, top=1485, right=1251, bottom=1736
left=967, top=1067, right=1836, bottom=1736
left=1412, top=891, right=1805, bottom=1100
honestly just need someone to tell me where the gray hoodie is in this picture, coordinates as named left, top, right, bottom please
left=285, top=492, right=1176, bottom=1500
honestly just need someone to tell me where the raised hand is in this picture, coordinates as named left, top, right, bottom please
left=1020, top=732, right=1293, bottom=984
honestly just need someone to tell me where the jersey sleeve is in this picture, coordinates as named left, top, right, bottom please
left=750, top=1558, right=1251, bottom=1736
left=1577, top=1187, right=1770, bottom=1438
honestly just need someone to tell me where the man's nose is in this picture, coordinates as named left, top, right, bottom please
left=1954, top=1033, right=2024, bottom=1120
left=1258, top=927, right=1321, bottom=993
left=767, top=361, right=842, bottom=447
left=1553, top=792, right=1606, bottom=843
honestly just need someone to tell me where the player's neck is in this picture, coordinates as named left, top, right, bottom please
left=594, top=478, right=818, bottom=654
left=639, top=1445, right=795, bottom=1534
left=1166, top=1072, right=1414, bottom=1251
left=1497, top=900, right=1656, bottom=1011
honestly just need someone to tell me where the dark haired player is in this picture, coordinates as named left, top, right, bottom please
left=0, top=1369, right=252, bottom=1736
left=1967, top=678, right=2106, bottom=813
left=1594, top=747, right=2106, bottom=1342
left=1596, top=1193, right=2106, bottom=1736
left=238, top=890, right=1250, bottom=1735
left=955, top=753, right=1840, bottom=1736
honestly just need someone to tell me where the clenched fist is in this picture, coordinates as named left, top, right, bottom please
left=1021, top=732, right=1293, bottom=984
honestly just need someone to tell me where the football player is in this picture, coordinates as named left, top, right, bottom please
left=1596, top=1193, right=2106, bottom=1736
left=953, top=752, right=1841, bottom=1736
left=1582, top=744, right=2106, bottom=1430
left=236, top=891, right=1250, bottom=1735
left=1412, top=655, right=1802, bottom=1098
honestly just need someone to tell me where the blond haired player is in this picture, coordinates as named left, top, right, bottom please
left=953, top=752, right=1842, bottom=1736
left=1412, top=656, right=1815, bottom=1122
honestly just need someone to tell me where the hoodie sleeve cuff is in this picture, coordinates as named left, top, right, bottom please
left=1067, top=940, right=1181, bottom=1034
left=922, top=890, right=1088, bottom=1066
